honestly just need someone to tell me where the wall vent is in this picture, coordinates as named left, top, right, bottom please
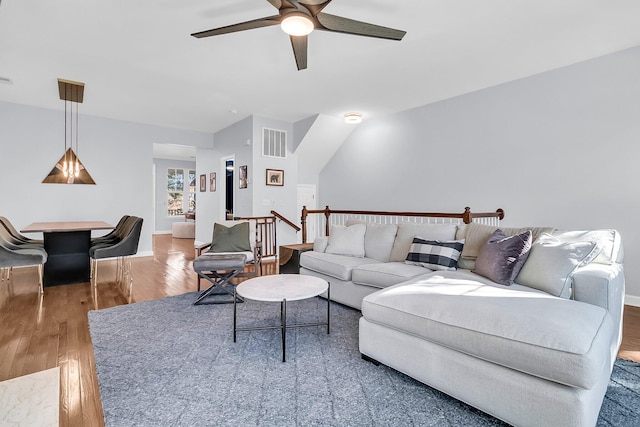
left=262, top=128, right=287, bottom=158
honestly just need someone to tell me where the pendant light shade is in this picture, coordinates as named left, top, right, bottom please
left=43, top=78, right=95, bottom=184
left=43, top=148, right=95, bottom=184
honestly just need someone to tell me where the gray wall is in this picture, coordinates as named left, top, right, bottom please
left=319, top=46, right=640, bottom=299
left=194, top=115, right=300, bottom=247
left=0, top=100, right=212, bottom=256
left=153, top=158, right=196, bottom=233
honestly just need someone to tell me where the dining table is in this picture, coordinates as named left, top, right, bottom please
left=21, top=221, right=114, bottom=287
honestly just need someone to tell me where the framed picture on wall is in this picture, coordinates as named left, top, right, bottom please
left=239, top=165, right=248, bottom=189
left=200, top=174, right=206, bottom=192
left=266, top=169, right=284, bottom=186
left=209, top=172, right=216, bottom=192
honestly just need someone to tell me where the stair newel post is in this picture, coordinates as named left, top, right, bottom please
left=301, top=206, right=308, bottom=243
left=463, top=207, right=472, bottom=224
left=324, top=206, right=331, bottom=237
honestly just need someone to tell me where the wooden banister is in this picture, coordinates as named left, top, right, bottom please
left=301, top=206, right=505, bottom=243
left=270, top=210, right=301, bottom=232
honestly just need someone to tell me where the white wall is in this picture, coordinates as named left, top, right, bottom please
left=212, top=116, right=254, bottom=217
left=252, top=116, right=299, bottom=246
left=0, top=101, right=212, bottom=256
left=195, top=147, right=222, bottom=245
left=196, top=115, right=301, bottom=247
left=319, top=46, right=640, bottom=298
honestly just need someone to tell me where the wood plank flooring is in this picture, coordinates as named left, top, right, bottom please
left=1, top=233, right=639, bottom=426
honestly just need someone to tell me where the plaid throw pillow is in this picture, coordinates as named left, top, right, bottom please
left=405, top=238, right=465, bottom=271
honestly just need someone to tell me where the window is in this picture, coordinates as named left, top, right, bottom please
left=167, top=168, right=195, bottom=216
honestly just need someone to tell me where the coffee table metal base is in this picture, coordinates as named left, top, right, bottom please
left=233, top=282, right=330, bottom=362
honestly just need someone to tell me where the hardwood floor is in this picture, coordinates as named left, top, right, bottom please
left=1, top=234, right=639, bottom=426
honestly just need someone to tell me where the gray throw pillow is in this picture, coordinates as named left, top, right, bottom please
left=472, top=229, right=532, bottom=286
left=209, top=222, right=251, bottom=253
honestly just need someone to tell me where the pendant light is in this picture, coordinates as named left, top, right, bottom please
left=43, top=78, right=95, bottom=184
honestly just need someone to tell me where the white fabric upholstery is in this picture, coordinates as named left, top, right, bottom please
left=325, top=224, right=366, bottom=257
left=172, top=222, right=195, bottom=239
left=313, top=236, right=329, bottom=253
left=389, top=223, right=457, bottom=262
left=346, top=219, right=398, bottom=262
left=361, top=270, right=612, bottom=389
left=515, top=234, right=599, bottom=298
left=359, top=318, right=612, bottom=427
left=352, top=262, right=430, bottom=289
left=299, top=251, right=378, bottom=281
left=553, top=229, right=624, bottom=265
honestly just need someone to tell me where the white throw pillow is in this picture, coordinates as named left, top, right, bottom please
left=515, top=233, right=600, bottom=298
left=552, top=229, right=623, bottom=265
left=346, top=219, right=398, bottom=262
left=325, top=224, right=366, bottom=257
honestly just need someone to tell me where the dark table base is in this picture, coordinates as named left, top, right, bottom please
left=43, top=230, right=91, bottom=286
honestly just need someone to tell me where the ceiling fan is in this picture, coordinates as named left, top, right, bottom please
left=191, top=0, right=406, bottom=70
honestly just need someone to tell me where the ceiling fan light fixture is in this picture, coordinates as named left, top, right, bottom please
left=281, top=15, right=314, bottom=36
left=344, top=112, right=362, bottom=124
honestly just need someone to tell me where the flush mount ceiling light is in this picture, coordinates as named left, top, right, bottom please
left=281, top=13, right=314, bottom=36
left=344, top=112, right=362, bottom=124
left=43, top=78, right=95, bottom=185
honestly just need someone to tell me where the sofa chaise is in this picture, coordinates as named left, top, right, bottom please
left=300, top=219, right=624, bottom=427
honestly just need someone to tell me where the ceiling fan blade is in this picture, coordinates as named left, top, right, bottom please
left=298, top=0, right=333, bottom=16
left=191, top=15, right=281, bottom=38
left=316, top=13, right=406, bottom=40
left=265, top=0, right=282, bottom=9
left=290, top=35, right=308, bottom=70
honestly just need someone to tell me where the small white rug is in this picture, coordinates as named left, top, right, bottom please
left=0, top=368, right=59, bottom=427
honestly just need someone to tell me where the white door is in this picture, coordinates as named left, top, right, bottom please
left=297, top=184, right=317, bottom=243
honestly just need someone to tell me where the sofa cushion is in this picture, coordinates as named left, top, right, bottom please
left=405, top=238, right=464, bottom=271
left=390, top=223, right=457, bottom=262
left=472, top=229, right=532, bottom=285
left=552, top=229, right=623, bottom=265
left=325, top=224, right=366, bottom=257
left=459, top=223, right=554, bottom=259
left=516, top=233, right=600, bottom=298
left=346, top=219, right=398, bottom=262
left=361, top=270, right=613, bottom=389
left=352, top=262, right=431, bottom=289
left=299, top=251, right=378, bottom=281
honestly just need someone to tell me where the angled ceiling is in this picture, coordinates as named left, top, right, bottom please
left=1, top=0, right=640, bottom=133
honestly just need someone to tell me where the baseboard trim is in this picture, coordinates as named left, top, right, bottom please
left=625, top=294, right=640, bottom=307
left=155, top=230, right=173, bottom=235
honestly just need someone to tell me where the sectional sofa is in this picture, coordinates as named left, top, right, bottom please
left=299, top=220, right=625, bottom=427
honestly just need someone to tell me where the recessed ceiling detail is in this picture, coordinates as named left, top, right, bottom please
left=191, top=0, right=406, bottom=70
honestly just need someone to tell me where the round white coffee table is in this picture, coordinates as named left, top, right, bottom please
left=233, top=274, right=330, bottom=362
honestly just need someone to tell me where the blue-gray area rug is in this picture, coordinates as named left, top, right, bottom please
left=88, top=292, right=640, bottom=426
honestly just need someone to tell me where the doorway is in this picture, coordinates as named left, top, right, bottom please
left=225, top=158, right=234, bottom=220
